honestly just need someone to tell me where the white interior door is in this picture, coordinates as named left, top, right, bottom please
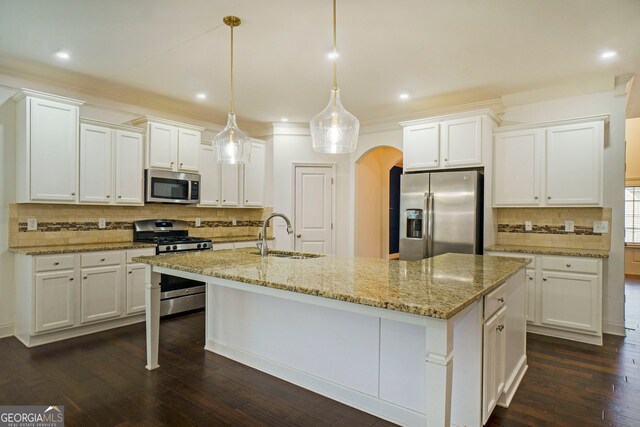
left=294, top=166, right=334, bottom=254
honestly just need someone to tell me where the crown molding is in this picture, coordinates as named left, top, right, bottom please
left=494, top=114, right=609, bottom=133
left=614, top=74, right=635, bottom=97
left=270, top=122, right=311, bottom=136
left=80, top=117, right=144, bottom=133
left=12, top=88, right=84, bottom=106
left=128, top=115, right=205, bottom=131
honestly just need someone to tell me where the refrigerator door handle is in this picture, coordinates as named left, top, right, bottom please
left=426, top=192, right=435, bottom=258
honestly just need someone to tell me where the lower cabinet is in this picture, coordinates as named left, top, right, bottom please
left=14, top=247, right=155, bottom=346
left=81, top=265, right=122, bottom=323
left=482, top=305, right=506, bottom=424
left=487, top=251, right=603, bottom=345
left=34, top=270, right=76, bottom=333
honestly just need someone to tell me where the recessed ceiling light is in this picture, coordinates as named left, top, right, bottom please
left=55, top=51, right=70, bottom=60
left=281, top=117, right=289, bottom=122
left=196, top=93, right=207, bottom=100
left=399, top=93, right=410, bottom=100
left=601, top=50, right=618, bottom=59
left=327, top=51, right=339, bottom=60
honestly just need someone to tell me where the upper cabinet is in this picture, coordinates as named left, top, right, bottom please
left=493, top=117, right=605, bottom=207
left=198, top=139, right=266, bottom=208
left=400, top=110, right=498, bottom=172
left=131, top=116, right=204, bottom=173
left=79, top=119, right=144, bottom=206
left=14, top=89, right=84, bottom=203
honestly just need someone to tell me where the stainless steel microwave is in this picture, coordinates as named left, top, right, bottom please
left=145, top=169, right=200, bottom=204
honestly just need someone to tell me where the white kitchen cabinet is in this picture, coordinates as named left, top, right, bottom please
left=14, top=247, right=155, bottom=347
left=493, top=129, right=542, bottom=206
left=487, top=251, right=603, bottom=345
left=400, top=110, right=497, bottom=172
left=198, top=144, right=222, bottom=207
left=441, top=116, right=482, bottom=167
left=80, top=265, right=122, bottom=323
left=131, top=116, right=204, bottom=173
left=79, top=119, right=144, bottom=206
left=545, top=121, right=604, bottom=206
left=114, top=130, right=144, bottom=204
left=34, top=270, right=76, bottom=333
left=80, top=123, right=113, bottom=203
left=492, top=117, right=605, bottom=207
left=402, top=123, right=440, bottom=171
left=242, top=140, right=266, bottom=207
left=13, top=89, right=84, bottom=203
left=221, top=164, right=240, bottom=206
left=482, top=305, right=506, bottom=424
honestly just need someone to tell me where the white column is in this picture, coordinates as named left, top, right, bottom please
left=145, top=267, right=161, bottom=370
left=425, top=318, right=454, bottom=426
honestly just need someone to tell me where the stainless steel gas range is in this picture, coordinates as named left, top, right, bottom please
left=133, top=219, right=212, bottom=316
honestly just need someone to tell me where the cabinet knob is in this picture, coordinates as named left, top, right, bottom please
left=444, top=158, right=448, bottom=162
left=497, top=297, right=505, bottom=303
left=534, top=196, right=539, bottom=200
left=128, top=270, right=132, bottom=274
left=69, top=278, right=74, bottom=281
left=528, top=276, right=534, bottom=280
left=497, top=324, right=504, bottom=332
left=566, top=264, right=571, bottom=268
left=215, top=199, right=219, bottom=202
left=245, top=200, right=249, bottom=203
left=106, top=195, right=111, bottom=198
left=180, top=163, right=183, bottom=167
left=53, top=262, right=60, bottom=266
left=434, top=159, right=438, bottom=163
left=296, top=234, right=302, bottom=238
left=170, top=162, right=174, bottom=165
left=223, top=199, right=226, bottom=202
left=83, top=276, right=88, bottom=280
left=547, top=196, right=551, bottom=200
left=118, top=195, right=122, bottom=199
left=100, top=258, right=106, bottom=262
left=543, top=277, right=547, bottom=281
left=71, top=192, right=76, bottom=196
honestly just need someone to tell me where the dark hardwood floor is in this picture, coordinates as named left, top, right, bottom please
left=1, top=279, right=639, bottom=426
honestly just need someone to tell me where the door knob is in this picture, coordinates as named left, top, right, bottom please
left=296, top=234, right=302, bottom=238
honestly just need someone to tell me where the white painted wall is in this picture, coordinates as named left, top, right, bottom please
left=270, top=124, right=351, bottom=255
left=500, top=90, right=627, bottom=336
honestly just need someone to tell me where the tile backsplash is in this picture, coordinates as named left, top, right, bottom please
left=496, top=207, right=611, bottom=250
left=9, top=204, right=273, bottom=247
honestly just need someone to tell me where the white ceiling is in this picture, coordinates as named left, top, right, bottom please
left=0, top=0, right=638, bottom=131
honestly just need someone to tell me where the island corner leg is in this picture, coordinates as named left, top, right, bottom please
left=145, top=267, right=161, bottom=370
left=425, top=318, right=454, bottom=427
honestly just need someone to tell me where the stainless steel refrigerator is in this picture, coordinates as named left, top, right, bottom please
left=399, top=170, right=483, bottom=261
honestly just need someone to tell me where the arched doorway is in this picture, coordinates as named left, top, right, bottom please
left=355, top=146, right=403, bottom=259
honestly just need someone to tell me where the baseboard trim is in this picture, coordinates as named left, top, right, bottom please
left=527, top=324, right=602, bottom=345
left=603, top=321, right=626, bottom=336
left=0, top=324, right=14, bottom=339
left=497, top=356, right=527, bottom=408
left=15, top=315, right=145, bottom=347
left=206, top=339, right=425, bottom=427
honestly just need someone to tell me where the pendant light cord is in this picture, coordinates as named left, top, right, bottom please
left=230, top=24, right=235, bottom=114
left=333, top=0, right=337, bottom=91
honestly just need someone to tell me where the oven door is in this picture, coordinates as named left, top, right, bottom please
left=160, top=274, right=205, bottom=299
left=145, top=169, right=200, bottom=204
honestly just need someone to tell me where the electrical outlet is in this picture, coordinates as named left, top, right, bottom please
left=195, top=218, right=201, bottom=227
left=27, top=217, right=37, bottom=231
left=98, top=218, right=106, bottom=229
left=593, top=221, right=609, bottom=234
left=525, top=221, right=533, bottom=231
left=564, top=220, right=575, bottom=232
left=232, top=217, right=237, bottom=226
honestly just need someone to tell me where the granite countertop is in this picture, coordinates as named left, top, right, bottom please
left=485, top=244, right=610, bottom=259
left=210, top=235, right=274, bottom=243
left=9, top=242, right=157, bottom=255
left=133, top=249, right=530, bottom=320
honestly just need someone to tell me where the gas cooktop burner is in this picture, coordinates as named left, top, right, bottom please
left=133, top=219, right=212, bottom=254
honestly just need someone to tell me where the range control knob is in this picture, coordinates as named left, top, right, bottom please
left=172, top=245, right=177, bottom=250
left=165, top=246, right=171, bottom=251
left=202, top=243, right=208, bottom=248
left=197, top=243, right=201, bottom=249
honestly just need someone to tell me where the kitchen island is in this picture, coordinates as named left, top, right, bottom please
left=134, top=249, right=529, bottom=427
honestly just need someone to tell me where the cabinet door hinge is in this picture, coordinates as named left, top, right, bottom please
left=331, top=177, right=334, bottom=185
left=331, top=223, right=334, bottom=230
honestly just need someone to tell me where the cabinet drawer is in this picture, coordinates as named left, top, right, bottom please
left=35, top=255, right=75, bottom=272
left=484, top=284, right=507, bottom=320
left=126, top=248, right=156, bottom=263
left=541, top=256, right=599, bottom=274
left=81, top=251, right=121, bottom=268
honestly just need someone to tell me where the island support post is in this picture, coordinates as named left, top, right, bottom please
left=425, top=318, right=454, bottom=426
left=145, top=266, right=161, bottom=370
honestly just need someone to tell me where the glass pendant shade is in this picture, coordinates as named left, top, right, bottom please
left=214, top=112, right=252, bottom=164
left=310, top=88, right=359, bottom=154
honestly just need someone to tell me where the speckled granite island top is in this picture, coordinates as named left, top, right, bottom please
left=133, top=248, right=530, bottom=319
left=486, top=244, right=610, bottom=259
left=9, top=242, right=157, bottom=255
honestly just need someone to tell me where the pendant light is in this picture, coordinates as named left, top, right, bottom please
left=214, top=16, right=251, bottom=164
left=310, top=0, right=359, bottom=154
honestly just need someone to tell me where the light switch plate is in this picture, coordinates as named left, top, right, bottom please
left=98, top=218, right=106, bottom=229
left=232, top=217, right=237, bottom=226
left=27, top=217, right=37, bottom=231
left=195, top=218, right=201, bottom=227
left=593, top=221, right=609, bottom=234
left=525, top=221, right=533, bottom=231
left=564, top=220, right=574, bottom=232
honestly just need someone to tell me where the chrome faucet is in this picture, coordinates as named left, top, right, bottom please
left=257, top=213, right=293, bottom=257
